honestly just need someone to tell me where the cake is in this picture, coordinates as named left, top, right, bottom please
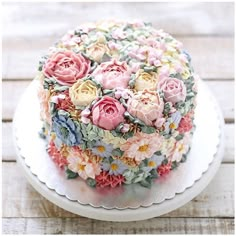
left=37, top=20, right=198, bottom=188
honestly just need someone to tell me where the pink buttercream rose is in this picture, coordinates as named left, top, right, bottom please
left=127, top=90, right=165, bottom=127
left=43, top=50, right=90, bottom=86
left=92, top=59, right=131, bottom=89
left=158, top=77, right=186, bottom=104
left=91, top=96, right=125, bottom=130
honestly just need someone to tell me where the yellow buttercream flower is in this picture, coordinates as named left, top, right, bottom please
left=181, top=66, right=191, bottom=80
left=134, top=69, right=158, bottom=91
left=102, top=130, right=126, bottom=149
left=69, top=80, right=98, bottom=106
left=86, top=42, right=109, bottom=62
left=160, top=136, right=176, bottom=158
left=96, top=20, right=121, bottom=32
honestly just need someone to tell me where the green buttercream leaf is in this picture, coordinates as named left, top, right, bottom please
left=65, top=168, right=78, bottom=179
left=119, top=98, right=128, bottom=108
left=141, top=126, right=156, bottom=134
left=133, top=118, right=146, bottom=126
left=133, top=172, right=150, bottom=183
left=150, top=169, right=158, bottom=179
left=181, top=154, right=187, bottom=163
left=92, top=125, right=99, bottom=133
left=98, top=128, right=104, bottom=137
left=53, top=85, right=69, bottom=92
left=171, top=161, right=179, bottom=170
left=111, top=130, right=123, bottom=138
left=87, top=131, right=98, bottom=140
left=57, top=110, right=70, bottom=117
left=38, top=127, right=46, bottom=139
left=112, top=148, right=124, bottom=157
left=115, top=123, right=124, bottom=132
left=140, top=178, right=152, bottom=188
left=103, top=89, right=114, bottom=95
left=154, top=151, right=162, bottom=156
left=162, top=158, right=169, bottom=165
left=123, top=130, right=134, bottom=140
left=143, top=66, right=157, bottom=72
left=124, top=111, right=135, bottom=122
left=49, top=103, right=57, bottom=117
left=175, top=134, right=184, bottom=141
left=163, top=102, right=171, bottom=115
left=80, top=142, right=87, bottom=150
left=86, top=140, right=97, bottom=149
left=86, top=178, right=97, bottom=187
left=87, top=123, right=93, bottom=131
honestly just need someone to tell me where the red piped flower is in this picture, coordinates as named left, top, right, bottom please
left=177, top=112, right=193, bottom=134
left=157, top=162, right=172, bottom=176
left=56, top=90, right=74, bottom=112
left=110, top=174, right=126, bottom=188
left=95, top=171, right=125, bottom=188
left=47, top=140, right=68, bottom=168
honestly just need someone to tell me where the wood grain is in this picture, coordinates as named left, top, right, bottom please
left=2, top=163, right=234, bottom=218
left=2, top=217, right=234, bottom=234
left=2, top=37, right=234, bottom=80
left=2, top=2, right=234, bottom=39
left=2, top=80, right=234, bottom=121
left=2, top=122, right=234, bottom=163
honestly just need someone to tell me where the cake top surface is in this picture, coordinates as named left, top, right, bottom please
left=38, top=19, right=197, bottom=133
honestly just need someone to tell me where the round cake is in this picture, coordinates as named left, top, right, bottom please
left=37, top=20, right=198, bottom=188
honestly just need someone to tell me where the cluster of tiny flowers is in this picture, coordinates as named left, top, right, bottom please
left=38, top=20, right=198, bottom=188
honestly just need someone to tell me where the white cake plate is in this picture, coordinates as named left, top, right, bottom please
left=13, top=79, right=225, bottom=222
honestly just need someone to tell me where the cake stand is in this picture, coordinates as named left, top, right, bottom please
left=13, top=79, right=225, bottom=222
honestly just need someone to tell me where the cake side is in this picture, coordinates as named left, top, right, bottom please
left=37, top=20, right=198, bottom=188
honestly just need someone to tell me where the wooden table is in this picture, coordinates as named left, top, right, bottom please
left=2, top=2, right=234, bottom=234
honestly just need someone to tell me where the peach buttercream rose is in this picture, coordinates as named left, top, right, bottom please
left=91, top=96, right=125, bottom=130
left=92, top=59, right=131, bottom=89
left=127, top=90, right=164, bottom=127
left=43, top=50, right=90, bottom=86
left=134, top=69, right=158, bottom=91
left=69, top=80, right=99, bottom=107
left=38, top=84, right=51, bottom=125
left=158, top=77, right=186, bottom=104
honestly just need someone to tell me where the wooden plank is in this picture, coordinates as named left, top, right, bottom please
left=2, top=217, right=234, bottom=234
left=2, top=122, right=234, bottom=163
left=3, top=2, right=234, bottom=39
left=224, top=124, right=235, bottom=163
left=2, top=37, right=234, bottom=80
left=2, top=80, right=234, bottom=121
left=2, top=163, right=234, bottom=218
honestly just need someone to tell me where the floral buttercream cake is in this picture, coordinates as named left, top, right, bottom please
left=37, top=20, right=198, bottom=188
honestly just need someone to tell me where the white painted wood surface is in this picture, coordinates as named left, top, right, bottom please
left=2, top=2, right=234, bottom=234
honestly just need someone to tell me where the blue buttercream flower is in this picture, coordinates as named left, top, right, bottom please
left=164, top=111, right=182, bottom=134
left=102, top=159, right=128, bottom=176
left=141, top=154, right=165, bottom=173
left=52, top=115, right=82, bottom=146
left=91, top=140, right=113, bottom=158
